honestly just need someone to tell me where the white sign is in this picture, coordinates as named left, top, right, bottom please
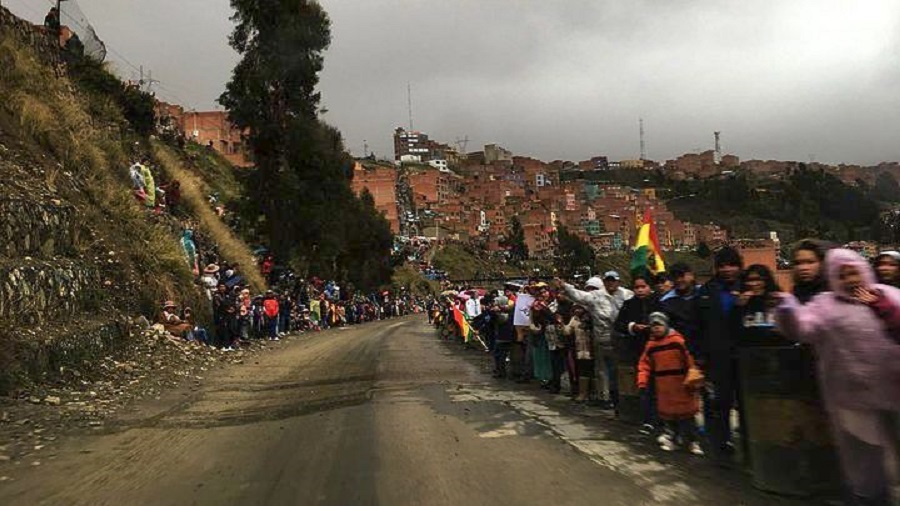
left=513, top=293, right=535, bottom=326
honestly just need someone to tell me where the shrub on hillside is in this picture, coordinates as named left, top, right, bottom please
left=66, top=54, right=156, bottom=136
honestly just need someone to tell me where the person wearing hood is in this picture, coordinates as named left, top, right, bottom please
left=696, top=246, right=744, bottom=462
left=128, top=162, right=146, bottom=201
left=792, top=239, right=832, bottom=304
left=776, top=248, right=900, bottom=506
left=181, top=229, right=199, bottom=276
left=555, top=274, right=630, bottom=408
left=637, top=312, right=703, bottom=455
left=139, top=160, right=156, bottom=209
left=873, top=250, right=900, bottom=288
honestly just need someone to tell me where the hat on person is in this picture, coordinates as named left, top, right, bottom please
left=203, top=264, right=220, bottom=275
left=603, top=271, right=621, bottom=281
left=585, top=276, right=604, bottom=290
left=162, top=300, right=176, bottom=309
left=876, top=251, right=900, bottom=263
left=648, top=311, right=670, bottom=333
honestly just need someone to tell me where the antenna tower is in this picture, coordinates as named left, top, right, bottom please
left=714, top=131, right=722, bottom=165
left=407, top=82, right=414, bottom=131
left=639, top=118, right=646, bottom=160
left=138, top=66, right=160, bottom=94
left=455, top=136, right=470, bottom=153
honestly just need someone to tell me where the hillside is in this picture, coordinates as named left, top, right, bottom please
left=0, top=12, right=260, bottom=393
left=585, top=165, right=888, bottom=247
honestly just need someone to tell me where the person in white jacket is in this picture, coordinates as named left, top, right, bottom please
left=555, top=273, right=633, bottom=408
left=464, top=291, right=482, bottom=319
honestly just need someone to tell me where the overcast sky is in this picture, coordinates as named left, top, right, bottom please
left=5, top=0, right=899, bottom=165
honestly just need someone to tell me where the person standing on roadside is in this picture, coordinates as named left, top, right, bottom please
left=563, top=305, right=594, bottom=403
left=792, top=239, right=832, bottom=303
left=696, top=246, right=744, bottom=463
left=599, top=271, right=634, bottom=409
left=638, top=312, right=704, bottom=456
left=873, top=251, right=900, bottom=288
left=735, top=265, right=784, bottom=346
left=490, top=295, right=515, bottom=379
left=776, top=248, right=900, bottom=506
left=614, top=275, right=660, bottom=432
left=212, top=283, right=231, bottom=348
left=554, top=275, right=624, bottom=408
left=263, top=290, right=280, bottom=341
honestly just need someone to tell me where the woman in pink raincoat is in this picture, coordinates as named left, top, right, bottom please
left=776, top=248, right=900, bottom=506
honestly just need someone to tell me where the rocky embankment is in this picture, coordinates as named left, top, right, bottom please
left=0, top=325, right=293, bottom=479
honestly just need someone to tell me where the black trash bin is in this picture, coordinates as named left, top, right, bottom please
left=738, top=344, right=841, bottom=496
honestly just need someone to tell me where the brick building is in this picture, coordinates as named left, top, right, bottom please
left=393, top=127, right=453, bottom=164
left=155, top=101, right=253, bottom=168
left=665, top=150, right=739, bottom=179
left=350, top=162, right=400, bottom=233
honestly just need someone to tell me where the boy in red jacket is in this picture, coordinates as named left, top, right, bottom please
left=638, top=312, right=703, bottom=455
left=263, top=290, right=280, bottom=341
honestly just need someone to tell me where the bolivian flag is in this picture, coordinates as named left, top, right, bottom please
left=452, top=305, right=474, bottom=343
left=630, top=210, right=665, bottom=278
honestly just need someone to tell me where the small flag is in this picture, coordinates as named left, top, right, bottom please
left=630, top=210, right=666, bottom=278
left=452, top=305, right=474, bottom=343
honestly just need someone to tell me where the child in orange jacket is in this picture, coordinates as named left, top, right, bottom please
left=638, top=312, right=703, bottom=455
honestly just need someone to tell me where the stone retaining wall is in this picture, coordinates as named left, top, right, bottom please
left=0, top=318, right=129, bottom=392
left=0, top=198, right=78, bottom=258
left=0, top=5, right=61, bottom=69
left=0, top=259, right=98, bottom=325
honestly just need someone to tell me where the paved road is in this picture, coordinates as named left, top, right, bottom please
left=0, top=317, right=822, bottom=505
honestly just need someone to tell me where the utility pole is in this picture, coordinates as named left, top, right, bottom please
left=407, top=82, right=414, bottom=131
left=714, top=131, right=722, bottom=165
left=639, top=118, right=646, bottom=161
left=145, top=70, right=159, bottom=94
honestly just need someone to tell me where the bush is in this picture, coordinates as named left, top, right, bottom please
left=67, top=54, right=156, bottom=136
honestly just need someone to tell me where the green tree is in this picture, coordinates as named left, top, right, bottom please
left=502, top=216, right=529, bottom=264
left=871, top=172, right=900, bottom=203
left=554, top=225, right=596, bottom=277
left=219, top=0, right=392, bottom=289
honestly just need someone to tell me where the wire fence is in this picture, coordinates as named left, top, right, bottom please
left=59, top=0, right=106, bottom=61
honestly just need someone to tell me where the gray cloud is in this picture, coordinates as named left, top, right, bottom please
left=5, top=0, right=899, bottom=165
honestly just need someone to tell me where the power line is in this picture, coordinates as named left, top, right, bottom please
left=30, top=0, right=206, bottom=110
left=40, top=0, right=143, bottom=75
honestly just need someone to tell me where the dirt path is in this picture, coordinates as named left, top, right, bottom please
left=0, top=318, right=821, bottom=505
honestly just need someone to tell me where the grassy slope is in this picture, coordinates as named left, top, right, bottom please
left=0, top=33, right=206, bottom=317
left=153, top=142, right=266, bottom=292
